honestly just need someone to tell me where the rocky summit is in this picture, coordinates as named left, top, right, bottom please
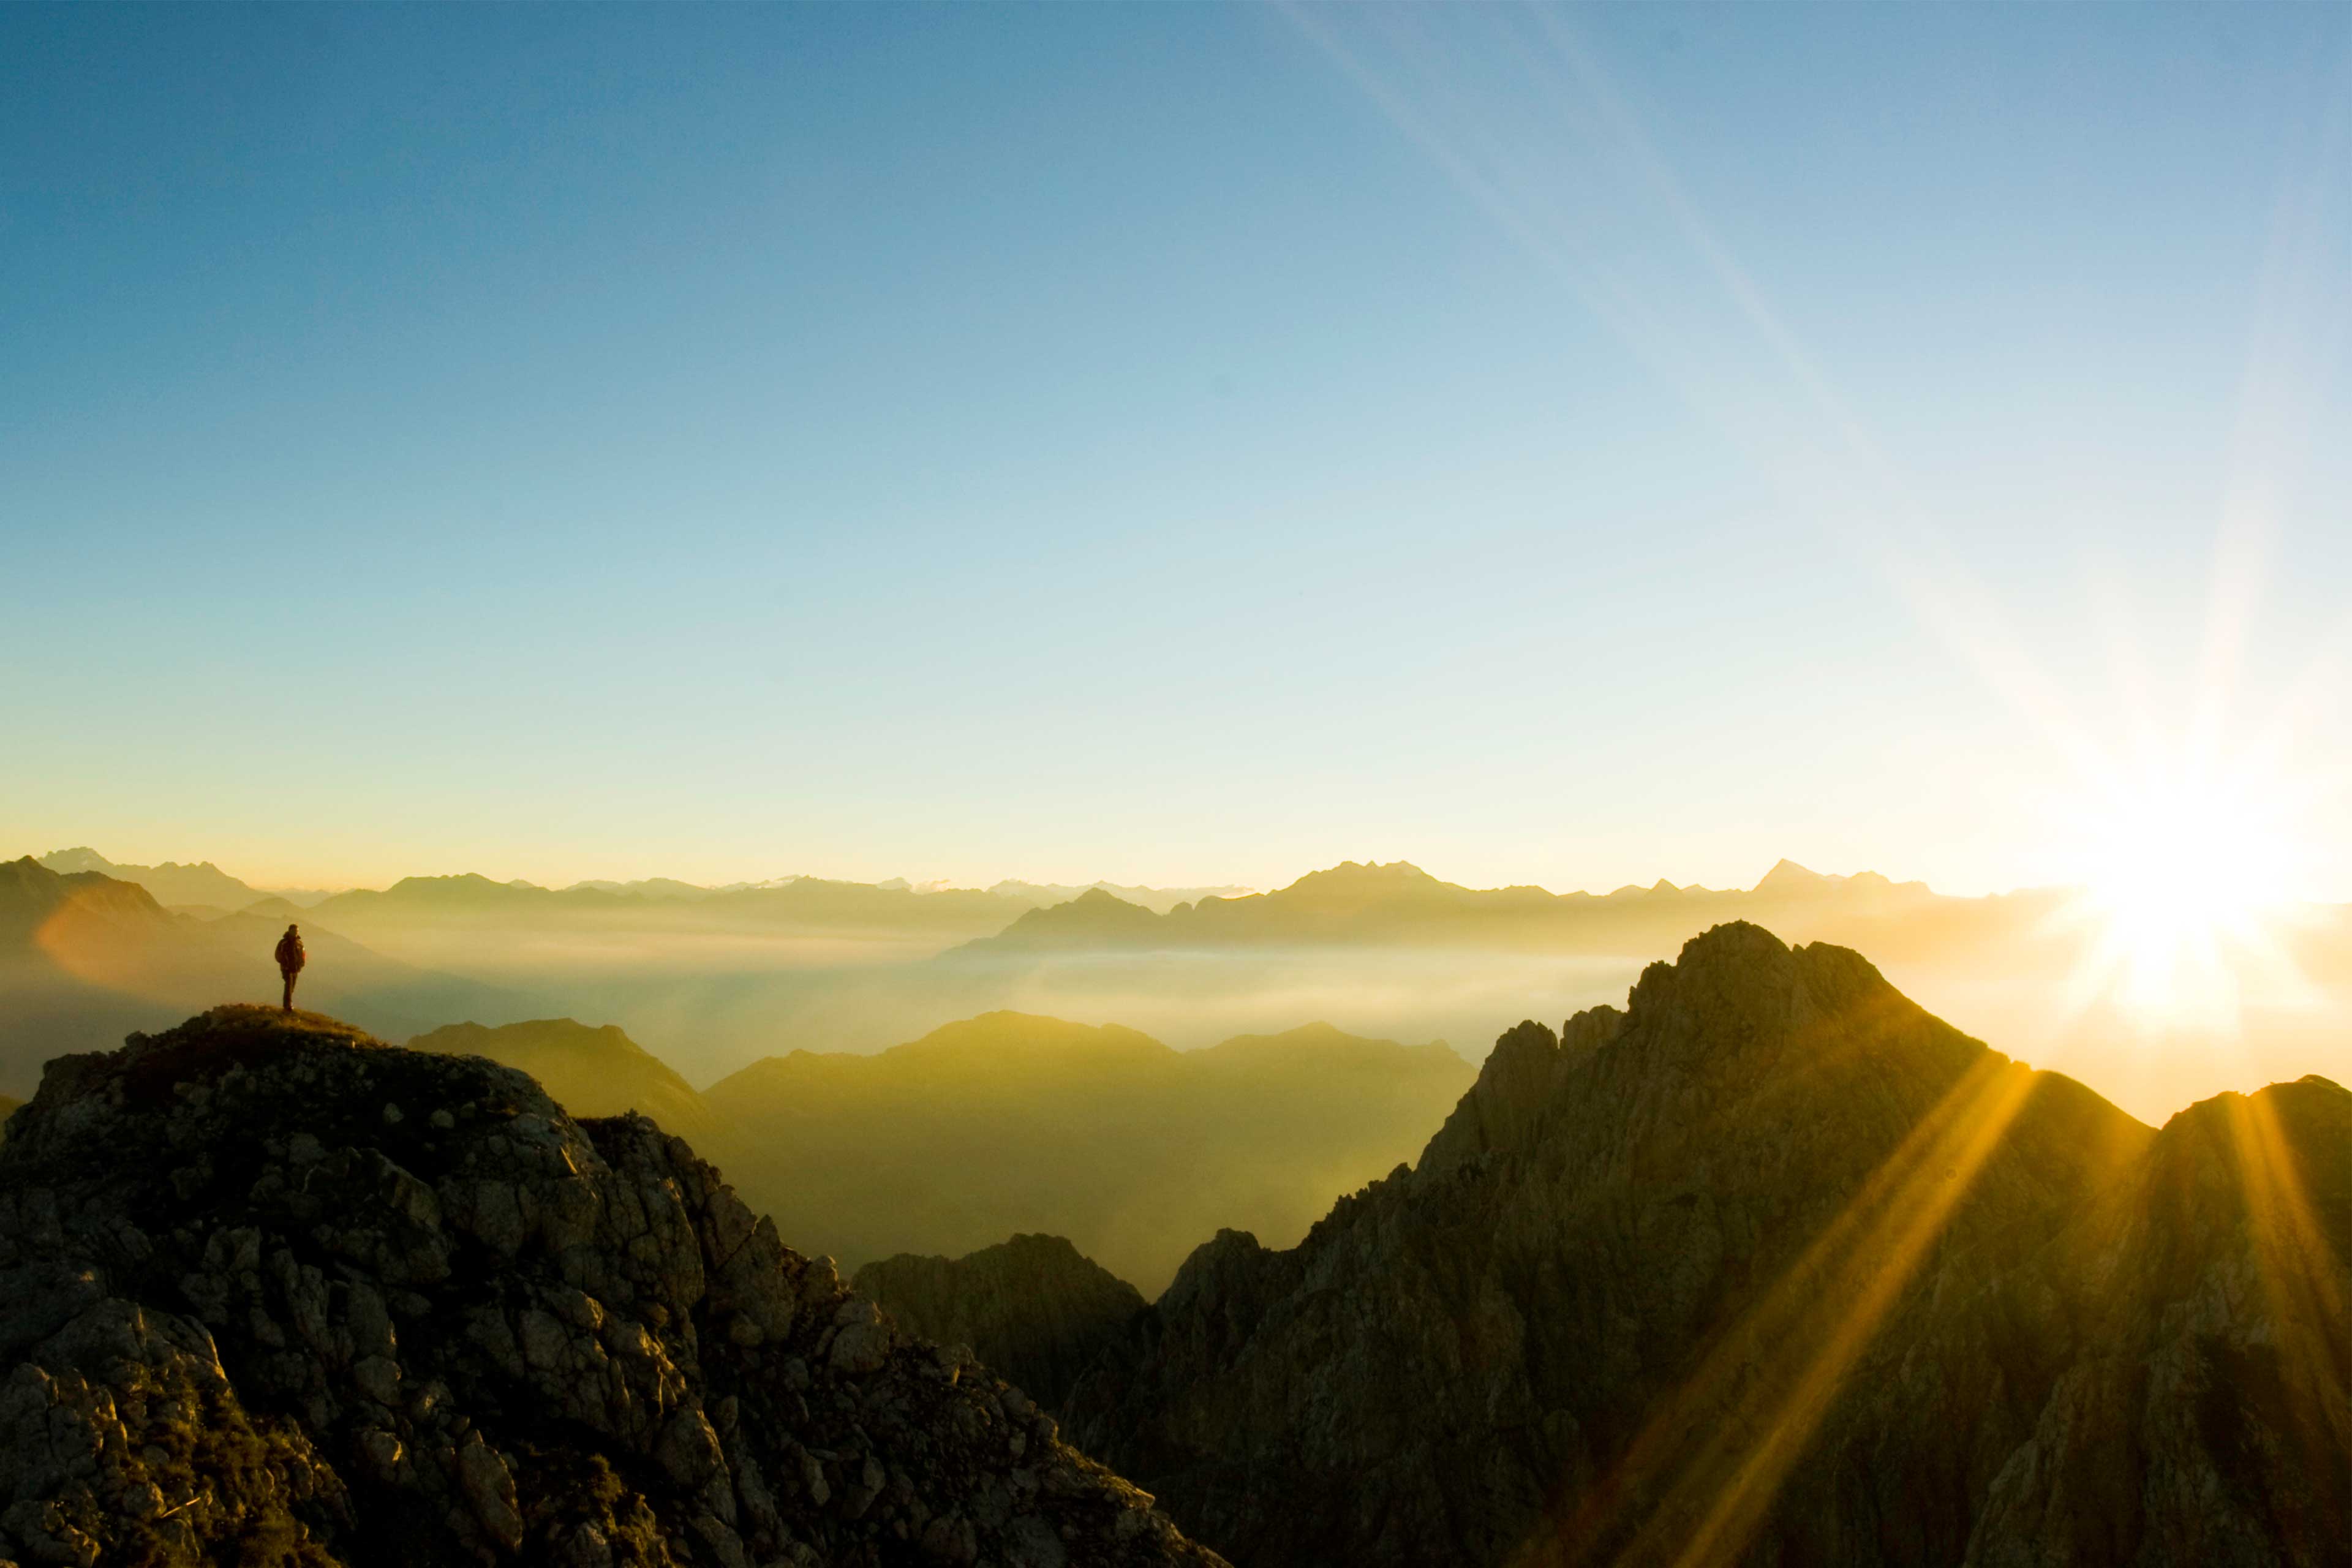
left=0, top=1005, right=1225, bottom=1568
left=1065, top=923, right=2351, bottom=1568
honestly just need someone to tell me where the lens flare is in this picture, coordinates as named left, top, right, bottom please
left=2053, top=752, right=2307, bottom=1029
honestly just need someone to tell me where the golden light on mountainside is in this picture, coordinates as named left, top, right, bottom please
left=1553, top=1051, right=2055, bottom=1567
left=33, top=885, right=162, bottom=1000
left=2222, top=1086, right=2350, bottom=1481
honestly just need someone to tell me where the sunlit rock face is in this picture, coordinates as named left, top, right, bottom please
left=1065, top=922, right=2350, bottom=1568
left=0, top=1006, right=1225, bottom=1568
left=855, top=1236, right=1145, bottom=1415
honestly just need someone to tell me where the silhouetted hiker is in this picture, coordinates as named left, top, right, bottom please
left=274, top=924, right=306, bottom=1012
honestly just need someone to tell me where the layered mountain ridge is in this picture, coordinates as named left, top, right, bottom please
left=959, top=858, right=1951, bottom=957
left=34, top=848, right=315, bottom=912
left=29, top=847, right=2342, bottom=1123
left=1063, top=922, right=2350, bottom=1567
left=701, top=1015, right=1472, bottom=1293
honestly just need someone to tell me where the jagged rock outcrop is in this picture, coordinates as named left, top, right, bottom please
left=1066, top=922, right=2350, bottom=1568
left=1417, top=1009, right=1621, bottom=1171
left=854, top=1238, right=1144, bottom=1414
left=0, top=1005, right=1226, bottom=1568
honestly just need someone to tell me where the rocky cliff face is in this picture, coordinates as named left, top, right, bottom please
left=1065, top=922, right=2350, bottom=1568
left=0, top=1006, right=1225, bottom=1568
left=854, top=1238, right=1144, bottom=1415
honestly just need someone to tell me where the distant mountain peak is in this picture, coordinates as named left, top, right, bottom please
left=38, top=846, right=114, bottom=873
left=4, top=854, right=170, bottom=929
left=1305, top=859, right=1434, bottom=882
left=33, top=849, right=265, bottom=913
left=43, top=847, right=230, bottom=878
left=1275, top=860, right=1444, bottom=899
left=1753, top=859, right=1912, bottom=897
left=1755, top=858, right=1826, bottom=891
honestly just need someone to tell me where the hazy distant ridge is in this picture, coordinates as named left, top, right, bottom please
left=35, top=846, right=331, bottom=910
left=703, top=1012, right=1473, bottom=1293
left=962, top=856, right=1940, bottom=954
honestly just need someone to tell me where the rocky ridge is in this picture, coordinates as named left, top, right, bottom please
left=854, top=1239, right=1144, bottom=1415
left=0, top=1006, right=1224, bottom=1568
left=1065, top=922, right=2350, bottom=1568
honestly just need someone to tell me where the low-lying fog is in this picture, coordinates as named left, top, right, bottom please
left=328, top=925, right=2347, bottom=1128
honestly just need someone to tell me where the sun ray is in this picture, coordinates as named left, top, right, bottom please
left=1282, top=6, right=2350, bottom=961
left=1528, top=1050, right=2046, bottom=1567
left=2222, top=1087, right=2350, bottom=1395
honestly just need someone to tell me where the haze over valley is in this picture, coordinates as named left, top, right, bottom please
left=12, top=845, right=2345, bottom=1129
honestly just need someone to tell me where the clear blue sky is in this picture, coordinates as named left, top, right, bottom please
left=4, top=2, right=2348, bottom=896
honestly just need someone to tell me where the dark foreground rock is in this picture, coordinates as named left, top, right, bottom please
left=0, top=1005, right=1226, bottom=1568
left=1066, top=923, right=2351, bottom=1568
left=854, top=1238, right=1144, bottom=1414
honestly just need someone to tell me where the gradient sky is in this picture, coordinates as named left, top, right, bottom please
left=5, top=2, right=2348, bottom=897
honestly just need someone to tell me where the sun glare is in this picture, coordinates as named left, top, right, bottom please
left=2062, top=758, right=2302, bottom=1025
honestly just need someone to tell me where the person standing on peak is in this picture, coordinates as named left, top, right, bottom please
left=274, top=924, right=306, bottom=1012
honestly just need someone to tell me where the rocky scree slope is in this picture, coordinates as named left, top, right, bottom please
left=854, top=1238, right=1144, bottom=1415
left=0, top=1006, right=1225, bottom=1568
left=1065, top=922, right=2350, bottom=1568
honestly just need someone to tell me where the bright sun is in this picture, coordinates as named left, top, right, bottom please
left=2062, top=758, right=2301, bottom=1026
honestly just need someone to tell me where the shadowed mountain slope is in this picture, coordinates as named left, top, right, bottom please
left=1064, top=923, right=2349, bottom=1568
left=0, top=1006, right=1224, bottom=1567
left=856, top=1235, right=1146, bottom=1414
left=703, top=1014, right=1474, bottom=1294
left=408, top=1017, right=717, bottom=1140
